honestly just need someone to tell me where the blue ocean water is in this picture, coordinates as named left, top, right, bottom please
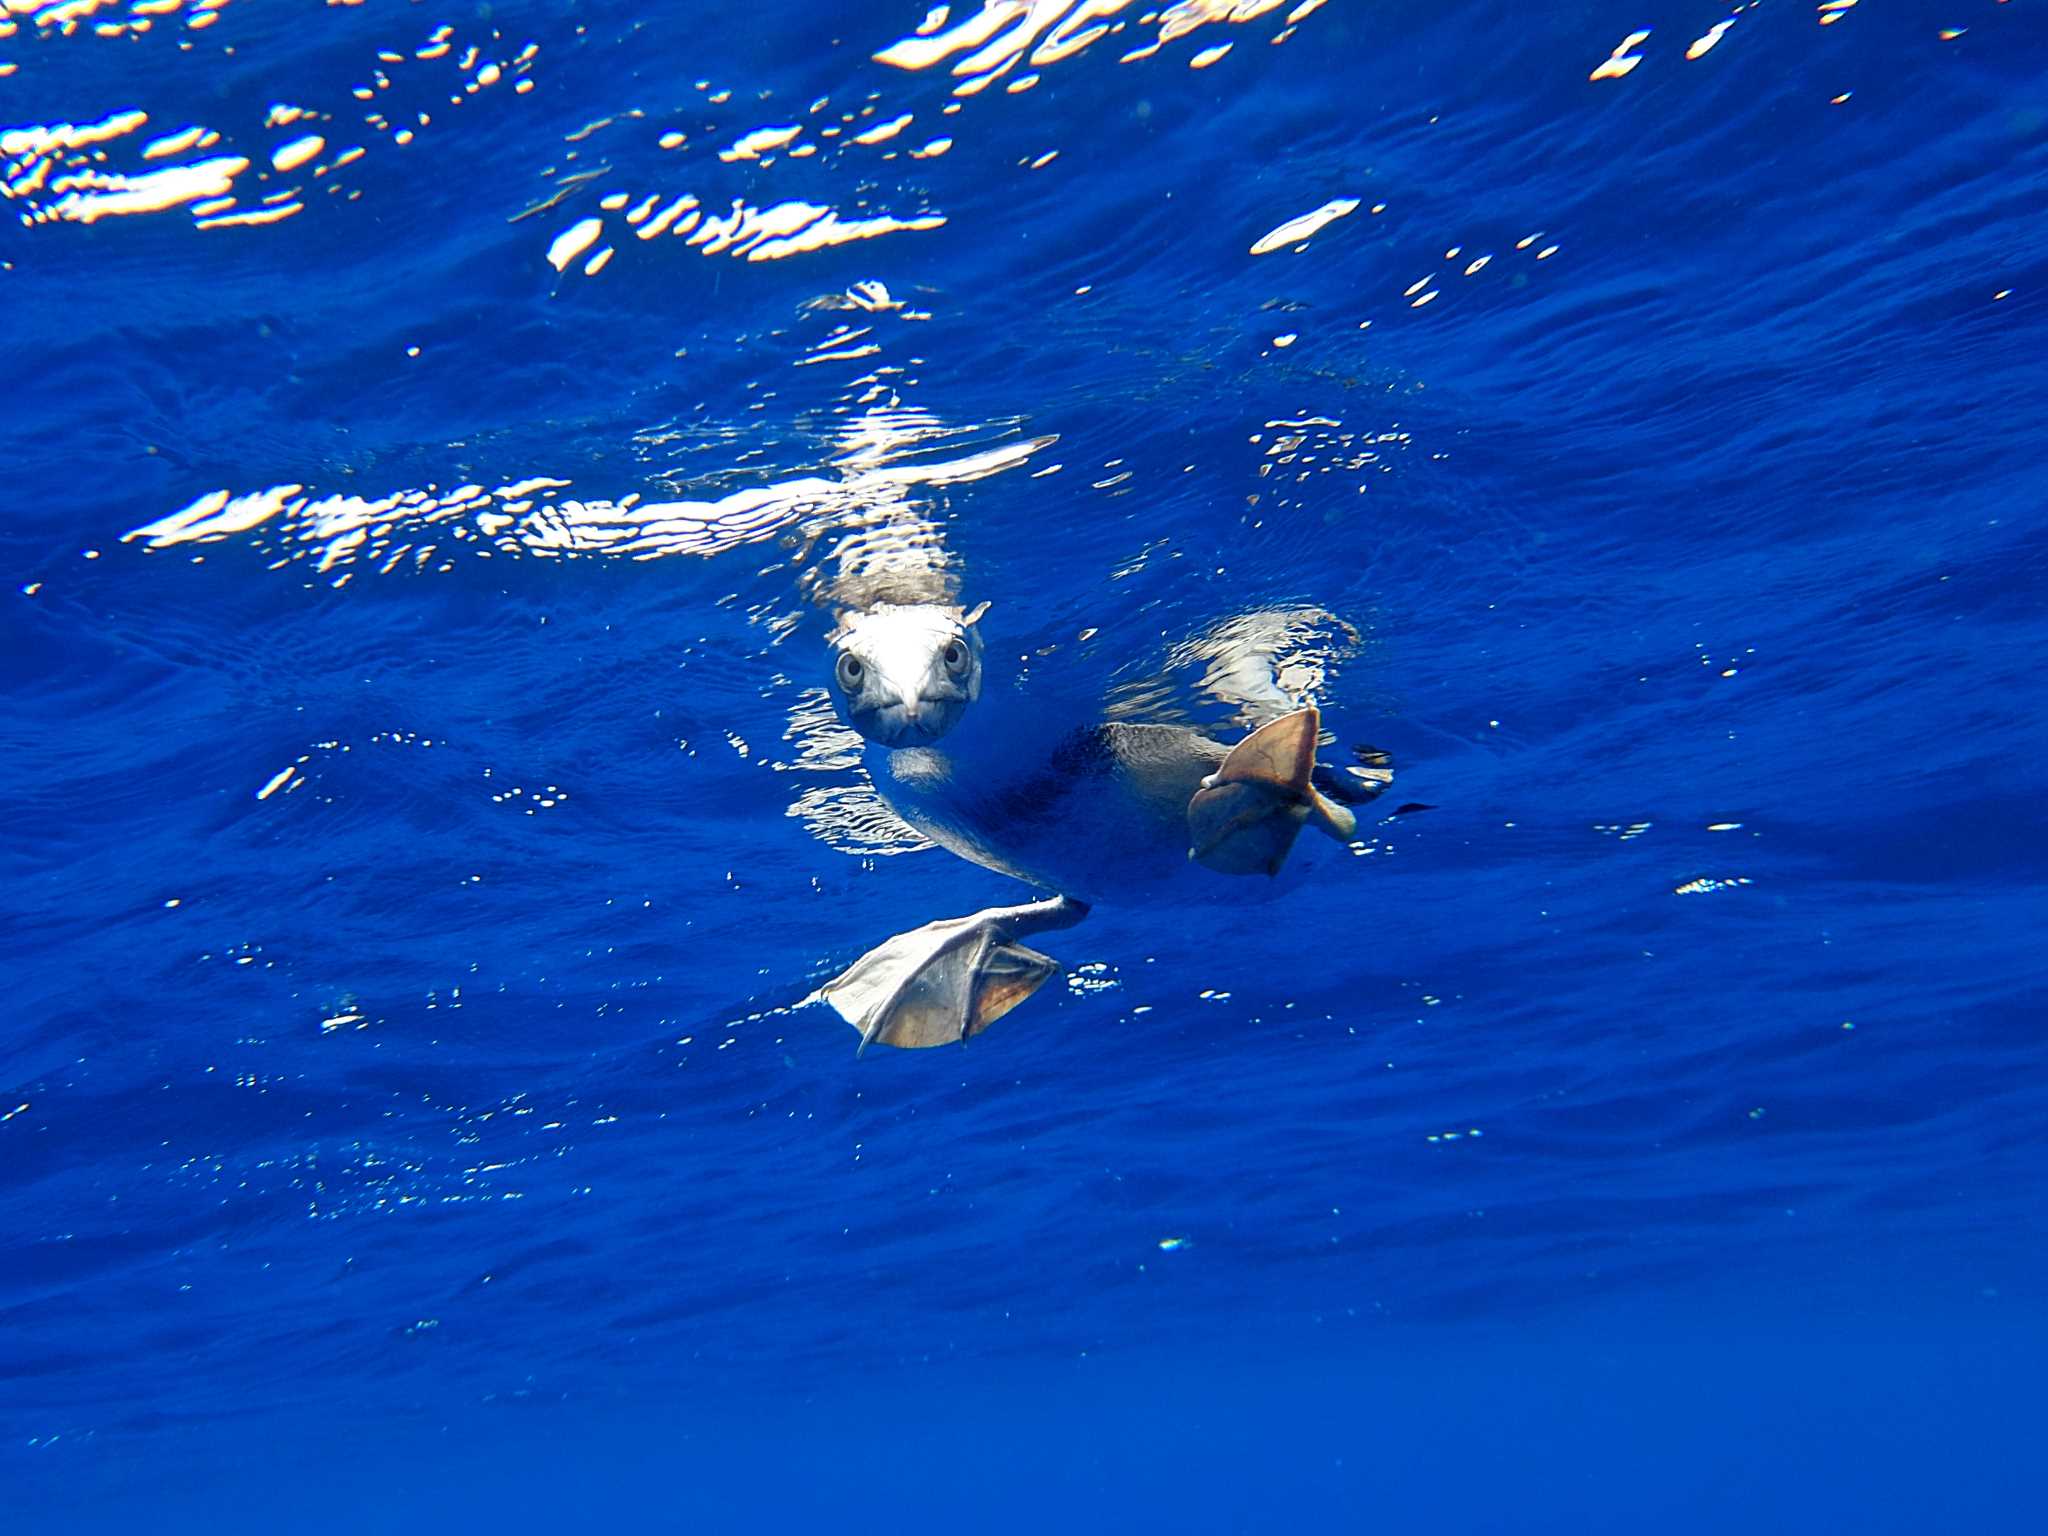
left=5, top=0, right=2046, bottom=1528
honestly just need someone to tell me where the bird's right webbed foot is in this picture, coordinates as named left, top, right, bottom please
left=1186, top=706, right=1383, bottom=876
left=808, top=894, right=1091, bottom=1055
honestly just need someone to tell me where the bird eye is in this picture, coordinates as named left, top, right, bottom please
left=835, top=652, right=864, bottom=691
left=942, top=639, right=968, bottom=673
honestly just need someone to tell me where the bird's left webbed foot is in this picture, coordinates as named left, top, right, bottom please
left=809, top=894, right=1091, bottom=1055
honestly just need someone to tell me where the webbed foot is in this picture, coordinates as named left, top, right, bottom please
left=1187, top=706, right=1389, bottom=876
left=809, top=895, right=1090, bottom=1054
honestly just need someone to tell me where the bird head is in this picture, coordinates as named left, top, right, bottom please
left=828, top=601, right=988, bottom=747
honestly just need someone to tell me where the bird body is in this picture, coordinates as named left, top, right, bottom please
left=876, top=719, right=1227, bottom=903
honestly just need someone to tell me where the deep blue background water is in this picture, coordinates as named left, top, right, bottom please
left=5, top=0, right=2046, bottom=1529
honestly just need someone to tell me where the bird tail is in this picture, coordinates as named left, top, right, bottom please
left=1313, top=744, right=1395, bottom=808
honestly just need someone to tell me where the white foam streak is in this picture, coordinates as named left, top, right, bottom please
left=873, top=1, right=1028, bottom=69
left=35, top=154, right=250, bottom=225
left=1249, top=196, right=1358, bottom=254
left=270, top=134, right=324, bottom=172
left=141, top=126, right=207, bottom=160
left=954, top=0, right=1072, bottom=78
left=1034, top=0, right=1129, bottom=65
left=871, top=0, right=1319, bottom=94
left=0, top=109, right=148, bottom=158
left=743, top=207, right=946, bottom=262
left=851, top=114, right=914, bottom=145
left=861, top=435, right=1056, bottom=487
left=718, top=124, right=803, bottom=162
left=125, top=426, right=1055, bottom=573
left=676, top=198, right=945, bottom=263
left=546, top=216, right=603, bottom=270
left=635, top=193, right=698, bottom=239
left=123, top=484, right=303, bottom=548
